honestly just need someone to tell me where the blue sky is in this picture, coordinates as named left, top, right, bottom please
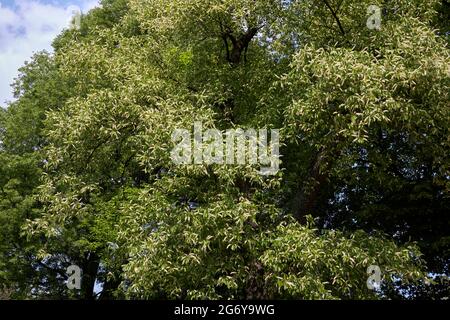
left=0, top=0, right=99, bottom=107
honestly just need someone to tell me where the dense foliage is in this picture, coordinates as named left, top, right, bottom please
left=1, top=0, right=449, bottom=299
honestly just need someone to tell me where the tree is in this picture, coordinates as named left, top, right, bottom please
left=2, top=0, right=448, bottom=299
left=0, top=52, right=68, bottom=298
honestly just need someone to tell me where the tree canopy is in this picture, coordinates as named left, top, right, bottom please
left=1, top=0, right=449, bottom=300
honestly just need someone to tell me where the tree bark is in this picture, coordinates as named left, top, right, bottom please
left=293, top=150, right=330, bottom=223
left=222, top=27, right=259, bottom=65
left=81, top=252, right=100, bottom=300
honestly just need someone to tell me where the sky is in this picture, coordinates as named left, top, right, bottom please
left=0, top=0, right=99, bottom=108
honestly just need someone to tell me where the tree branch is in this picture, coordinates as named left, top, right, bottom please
left=322, top=0, right=346, bottom=36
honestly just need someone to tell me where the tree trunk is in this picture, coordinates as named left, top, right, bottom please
left=293, top=150, right=330, bottom=223
left=81, top=252, right=100, bottom=300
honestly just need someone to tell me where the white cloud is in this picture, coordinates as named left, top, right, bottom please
left=0, top=0, right=99, bottom=107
